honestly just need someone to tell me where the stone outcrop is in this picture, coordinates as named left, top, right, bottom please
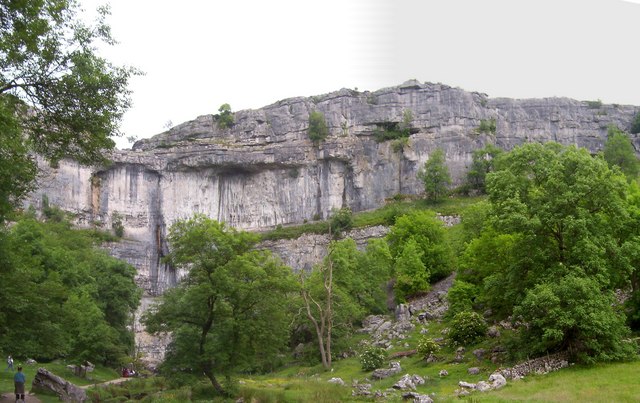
left=24, top=81, right=639, bottom=360
left=32, top=368, right=87, bottom=402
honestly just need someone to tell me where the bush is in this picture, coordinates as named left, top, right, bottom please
left=476, top=118, right=496, bottom=134
left=360, top=346, right=386, bottom=371
left=449, top=311, right=487, bottom=346
left=215, top=103, right=234, bottom=129
left=416, top=336, right=439, bottom=359
left=111, top=211, right=125, bottom=238
left=446, top=280, right=478, bottom=318
left=330, top=207, right=353, bottom=236
left=308, top=111, right=328, bottom=144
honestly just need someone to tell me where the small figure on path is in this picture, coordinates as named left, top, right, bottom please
left=14, top=365, right=26, bottom=402
left=6, top=355, right=13, bottom=371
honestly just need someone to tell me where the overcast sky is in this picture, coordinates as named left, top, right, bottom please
left=79, top=0, right=640, bottom=149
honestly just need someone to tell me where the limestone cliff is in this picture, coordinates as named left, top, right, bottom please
left=27, top=80, right=639, bottom=298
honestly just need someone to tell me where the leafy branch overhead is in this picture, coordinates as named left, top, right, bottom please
left=0, top=1, right=138, bottom=221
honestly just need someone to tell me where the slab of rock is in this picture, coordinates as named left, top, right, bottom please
left=372, top=361, right=402, bottom=380
left=468, top=367, right=480, bottom=375
left=489, top=373, right=507, bottom=389
left=32, top=367, right=87, bottom=402
left=402, top=391, right=434, bottom=403
left=393, top=374, right=425, bottom=390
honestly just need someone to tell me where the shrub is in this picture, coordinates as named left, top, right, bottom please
left=111, top=211, right=125, bottom=238
left=308, top=111, right=329, bottom=144
left=416, top=336, right=439, bottom=359
left=586, top=99, right=603, bottom=109
left=476, top=118, right=496, bottom=134
left=449, top=311, right=487, bottom=346
left=360, top=346, right=386, bottom=371
left=330, top=207, right=353, bottom=236
left=446, top=280, right=478, bottom=318
left=215, top=103, right=234, bottom=129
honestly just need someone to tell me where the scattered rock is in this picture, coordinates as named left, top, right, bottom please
left=351, top=381, right=372, bottom=397
left=393, top=374, right=425, bottom=390
left=372, top=361, right=402, bottom=380
left=489, top=373, right=507, bottom=389
left=472, top=348, right=486, bottom=360
left=419, top=327, right=429, bottom=334
left=468, top=367, right=480, bottom=375
left=328, top=377, right=345, bottom=386
left=459, top=381, right=476, bottom=389
left=32, top=367, right=87, bottom=402
left=402, top=391, right=434, bottom=402
left=498, top=352, right=569, bottom=379
left=426, top=354, right=439, bottom=364
left=475, top=381, right=491, bottom=392
left=487, top=326, right=501, bottom=338
left=395, top=304, right=411, bottom=322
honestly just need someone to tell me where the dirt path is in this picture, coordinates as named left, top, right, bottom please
left=80, top=377, right=131, bottom=389
left=0, top=392, right=41, bottom=403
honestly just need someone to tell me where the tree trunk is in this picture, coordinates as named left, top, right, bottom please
left=203, top=365, right=228, bottom=397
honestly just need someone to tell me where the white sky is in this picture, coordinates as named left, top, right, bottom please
left=78, top=0, right=640, bottom=149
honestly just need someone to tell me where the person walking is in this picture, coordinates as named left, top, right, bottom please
left=6, top=355, right=13, bottom=371
left=14, top=365, right=26, bottom=402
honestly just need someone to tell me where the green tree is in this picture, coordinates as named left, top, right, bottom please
left=0, top=1, right=136, bottom=222
left=299, top=238, right=389, bottom=368
left=393, top=238, right=428, bottom=302
left=143, top=215, right=296, bottom=396
left=466, top=144, right=503, bottom=194
left=418, top=148, right=451, bottom=201
left=603, top=125, right=639, bottom=180
left=387, top=211, right=453, bottom=283
left=215, top=103, right=234, bottom=129
left=469, top=142, right=635, bottom=361
left=308, top=110, right=329, bottom=144
left=514, top=274, right=634, bottom=363
left=0, top=214, right=140, bottom=363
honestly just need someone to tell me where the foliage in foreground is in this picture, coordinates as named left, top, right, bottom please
left=0, top=0, right=136, bottom=223
left=0, top=212, right=140, bottom=364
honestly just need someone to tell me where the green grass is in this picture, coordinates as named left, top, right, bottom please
left=260, top=195, right=486, bottom=242
left=466, top=360, right=640, bottom=402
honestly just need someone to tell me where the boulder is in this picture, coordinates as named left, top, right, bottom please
left=475, top=381, right=491, bottom=392
left=438, top=369, right=448, bottom=377
left=372, top=361, right=402, bottom=380
left=472, top=348, right=486, bottom=360
left=395, top=304, right=411, bottom=322
left=489, top=373, right=507, bottom=389
left=393, top=374, right=425, bottom=390
left=351, top=381, right=372, bottom=397
left=487, top=326, right=501, bottom=338
left=459, top=381, right=476, bottom=389
left=468, top=367, right=480, bottom=375
left=402, top=391, right=434, bottom=402
left=32, top=367, right=87, bottom=402
left=328, top=377, right=345, bottom=386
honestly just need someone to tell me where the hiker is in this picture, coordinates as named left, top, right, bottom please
left=6, top=355, right=13, bottom=371
left=14, top=365, right=26, bottom=402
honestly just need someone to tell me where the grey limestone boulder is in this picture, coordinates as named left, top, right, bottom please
left=32, top=368, right=87, bottom=402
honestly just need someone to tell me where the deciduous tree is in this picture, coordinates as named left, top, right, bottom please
left=143, top=215, right=296, bottom=395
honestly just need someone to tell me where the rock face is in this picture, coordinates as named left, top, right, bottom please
left=24, top=81, right=639, bottom=359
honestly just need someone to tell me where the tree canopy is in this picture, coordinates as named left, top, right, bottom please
left=0, top=0, right=136, bottom=222
left=459, top=142, right=635, bottom=362
left=418, top=148, right=451, bottom=201
left=143, top=215, right=297, bottom=395
left=0, top=211, right=140, bottom=364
